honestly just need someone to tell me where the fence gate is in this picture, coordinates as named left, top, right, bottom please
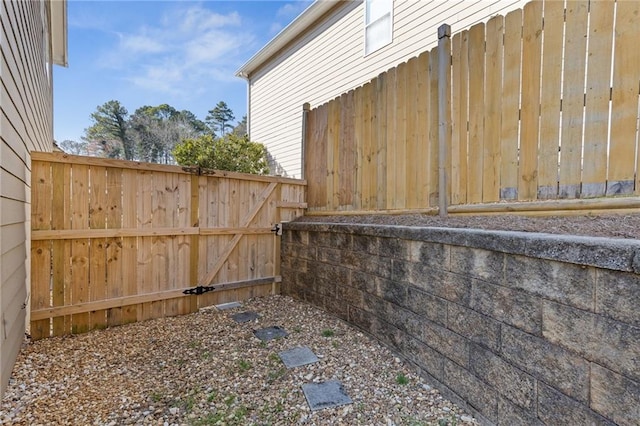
left=30, top=152, right=306, bottom=339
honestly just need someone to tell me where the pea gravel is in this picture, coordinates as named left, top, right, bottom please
left=1, top=295, right=476, bottom=425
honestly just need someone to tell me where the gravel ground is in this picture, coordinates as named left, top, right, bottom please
left=294, top=213, right=640, bottom=239
left=2, top=295, right=475, bottom=426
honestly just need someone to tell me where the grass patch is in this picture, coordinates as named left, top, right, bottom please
left=321, top=328, right=335, bottom=337
left=396, top=373, right=409, bottom=385
left=237, top=359, right=252, bottom=371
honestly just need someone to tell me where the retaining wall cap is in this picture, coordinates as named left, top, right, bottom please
left=283, top=222, right=640, bottom=273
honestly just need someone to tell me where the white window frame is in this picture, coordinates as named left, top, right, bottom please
left=364, top=0, right=393, bottom=56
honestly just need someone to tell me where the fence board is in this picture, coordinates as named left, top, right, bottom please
left=500, top=9, right=522, bottom=201
left=582, top=0, right=614, bottom=198
left=89, top=166, right=108, bottom=330
left=451, top=31, right=468, bottom=205
left=609, top=0, right=640, bottom=195
left=467, top=23, right=485, bottom=204
left=483, top=16, right=503, bottom=203
left=71, top=165, right=90, bottom=334
left=537, top=0, right=563, bottom=199
left=105, top=168, right=123, bottom=326
left=559, top=0, right=588, bottom=199
left=385, top=67, right=398, bottom=209
left=415, top=52, right=430, bottom=209
left=375, top=73, right=387, bottom=210
left=428, top=48, right=439, bottom=207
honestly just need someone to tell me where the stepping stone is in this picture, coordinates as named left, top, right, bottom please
left=216, top=301, right=242, bottom=310
left=302, top=380, right=352, bottom=411
left=254, top=326, right=288, bottom=341
left=278, top=346, right=319, bottom=368
left=231, top=311, right=260, bottom=323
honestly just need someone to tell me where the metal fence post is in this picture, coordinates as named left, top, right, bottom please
left=438, top=24, right=452, bottom=217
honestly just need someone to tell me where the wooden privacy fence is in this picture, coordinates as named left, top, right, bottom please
left=304, top=0, right=640, bottom=215
left=30, top=152, right=306, bottom=339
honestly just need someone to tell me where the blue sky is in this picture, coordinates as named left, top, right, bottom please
left=54, top=0, right=312, bottom=143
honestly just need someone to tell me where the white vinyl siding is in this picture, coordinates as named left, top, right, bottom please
left=248, top=0, right=527, bottom=178
left=0, top=0, right=55, bottom=397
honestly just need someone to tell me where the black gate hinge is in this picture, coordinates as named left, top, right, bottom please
left=271, top=223, right=282, bottom=236
left=183, top=285, right=216, bottom=295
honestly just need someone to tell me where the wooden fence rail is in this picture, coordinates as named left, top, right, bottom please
left=304, top=0, right=640, bottom=215
left=30, top=152, right=306, bottom=339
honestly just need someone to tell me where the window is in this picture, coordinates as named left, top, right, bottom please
left=365, top=0, right=393, bottom=55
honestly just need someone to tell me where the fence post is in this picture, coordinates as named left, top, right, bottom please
left=301, top=103, right=311, bottom=180
left=438, top=24, right=452, bottom=217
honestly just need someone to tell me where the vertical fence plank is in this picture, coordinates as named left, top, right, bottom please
left=415, top=52, right=430, bottom=209
left=385, top=67, right=397, bottom=209
left=88, top=166, right=107, bottom=330
left=537, top=0, right=564, bottom=200
left=559, top=0, right=588, bottom=199
left=339, top=91, right=356, bottom=208
left=138, top=171, right=153, bottom=321
left=451, top=32, right=468, bottom=205
left=164, top=173, right=179, bottom=318
left=405, top=57, right=419, bottom=209
left=375, top=72, right=387, bottom=210
left=328, top=98, right=340, bottom=209
left=361, top=82, right=372, bottom=210
left=354, top=85, right=363, bottom=210
left=51, top=163, right=71, bottom=336
left=395, top=61, right=408, bottom=209
left=582, top=0, right=614, bottom=198
left=519, top=0, right=543, bottom=200
left=121, top=169, right=138, bottom=323
left=500, top=10, right=522, bottom=201
left=105, top=167, right=123, bottom=326
left=428, top=48, right=440, bottom=207
left=70, top=165, right=90, bottom=334
left=609, top=0, right=640, bottom=195
left=483, top=16, right=504, bottom=203
left=467, top=23, right=485, bottom=203
left=30, top=160, right=51, bottom=339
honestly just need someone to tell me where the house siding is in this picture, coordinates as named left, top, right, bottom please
left=248, top=0, right=527, bottom=178
left=0, top=0, right=54, bottom=397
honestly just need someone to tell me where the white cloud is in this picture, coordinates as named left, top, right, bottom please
left=97, top=4, right=252, bottom=98
left=276, top=1, right=312, bottom=19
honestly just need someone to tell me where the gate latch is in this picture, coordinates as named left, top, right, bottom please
left=271, top=223, right=282, bottom=236
left=183, top=285, right=216, bottom=295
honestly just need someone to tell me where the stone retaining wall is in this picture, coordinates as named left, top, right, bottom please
left=281, top=222, right=639, bottom=425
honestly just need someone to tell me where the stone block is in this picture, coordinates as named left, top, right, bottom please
left=501, top=325, right=589, bottom=402
left=406, top=286, right=448, bottom=326
left=591, top=363, right=640, bottom=426
left=378, top=236, right=410, bottom=260
left=350, top=270, right=379, bottom=294
left=335, top=284, right=364, bottom=309
left=523, top=233, right=638, bottom=272
left=399, top=334, right=445, bottom=380
left=498, top=397, right=543, bottom=426
left=310, top=262, right=347, bottom=293
left=505, top=254, right=595, bottom=310
left=471, top=281, right=542, bottom=335
left=348, top=305, right=376, bottom=334
left=375, top=276, right=407, bottom=306
left=543, top=301, right=640, bottom=381
left=409, top=241, right=450, bottom=270
left=384, top=303, right=423, bottom=339
left=469, top=345, right=536, bottom=410
left=450, top=246, right=504, bottom=282
left=281, top=255, right=309, bottom=272
left=409, top=264, right=472, bottom=305
left=316, top=246, right=343, bottom=265
left=323, top=295, right=348, bottom=320
left=447, top=303, right=500, bottom=352
left=537, top=383, right=614, bottom=426
left=290, top=230, right=309, bottom=245
left=314, top=230, right=350, bottom=249
left=596, top=269, right=640, bottom=327
left=444, top=359, right=498, bottom=423
left=352, top=234, right=379, bottom=255
left=420, top=318, right=469, bottom=367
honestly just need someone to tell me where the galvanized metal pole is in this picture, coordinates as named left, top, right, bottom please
left=438, top=24, right=452, bottom=217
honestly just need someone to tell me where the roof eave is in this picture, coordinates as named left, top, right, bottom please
left=51, top=0, right=68, bottom=67
left=235, top=0, right=338, bottom=79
